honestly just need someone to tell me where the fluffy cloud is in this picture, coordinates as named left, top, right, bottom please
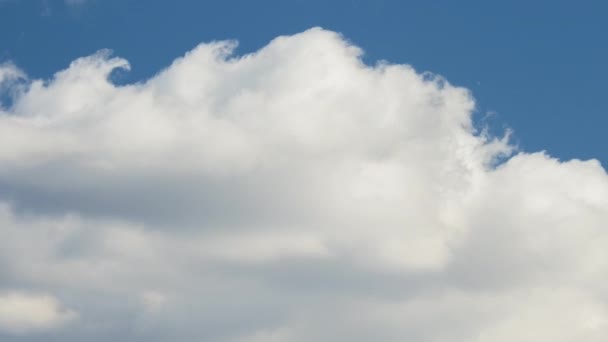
left=0, top=28, right=606, bottom=341
left=0, top=292, right=77, bottom=334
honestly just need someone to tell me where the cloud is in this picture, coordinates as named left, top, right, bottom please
left=0, top=62, right=26, bottom=107
left=0, top=292, right=77, bottom=335
left=0, top=28, right=607, bottom=341
left=0, top=63, right=24, bottom=83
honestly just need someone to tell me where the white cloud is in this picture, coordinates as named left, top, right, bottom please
left=0, top=63, right=24, bottom=84
left=0, top=28, right=606, bottom=341
left=0, top=292, right=77, bottom=335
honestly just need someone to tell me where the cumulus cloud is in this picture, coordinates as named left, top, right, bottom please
left=0, top=292, right=77, bottom=334
left=0, top=28, right=606, bottom=341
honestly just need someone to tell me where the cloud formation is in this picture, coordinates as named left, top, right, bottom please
left=0, top=28, right=607, bottom=341
left=0, top=291, right=77, bottom=334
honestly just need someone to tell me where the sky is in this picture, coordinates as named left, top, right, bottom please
left=0, top=1, right=607, bottom=342
left=1, top=0, right=607, bottom=164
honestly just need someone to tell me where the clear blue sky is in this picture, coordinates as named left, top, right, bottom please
left=2, top=0, right=606, bottom=165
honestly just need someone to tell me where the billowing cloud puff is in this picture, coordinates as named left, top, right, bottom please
left=0, top=292, right=77, bottom=334
left=0, top=28, right=606, bottom=341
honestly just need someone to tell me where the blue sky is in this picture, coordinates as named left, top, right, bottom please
left=1, top=0, right=607, bottom=164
